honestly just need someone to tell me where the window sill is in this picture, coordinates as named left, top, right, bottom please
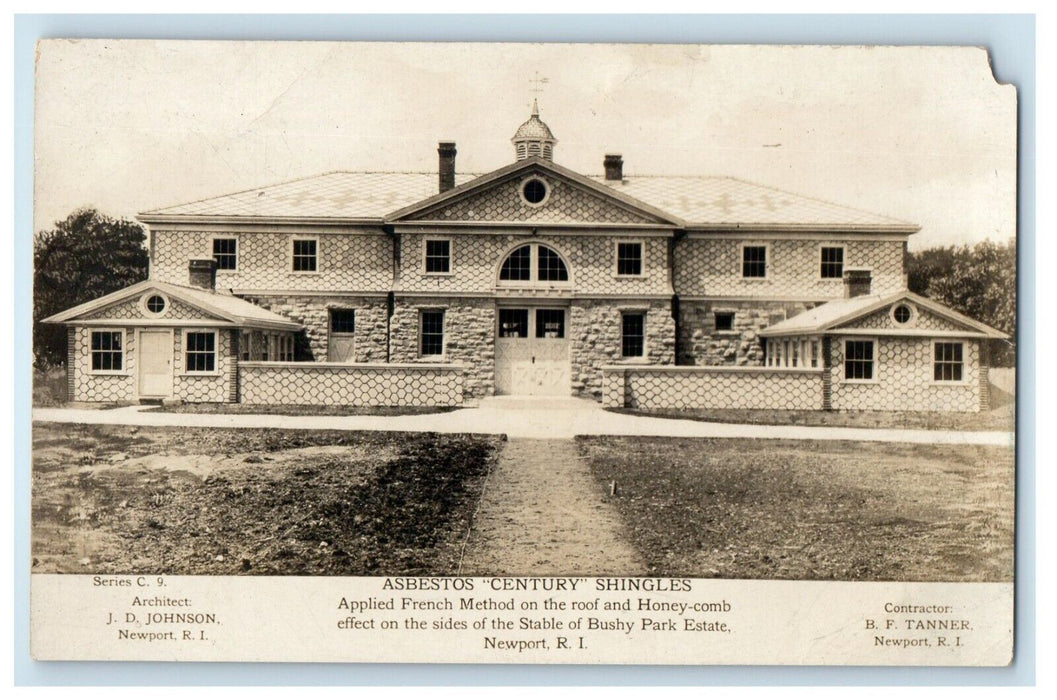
left=181, top=371, right=222, bottom=378
left=89, top=370, right=129, bottom=377
left=931, top=380, right=970, bottom=387
left=424, top=272, right=453, bottom=277
left=842, top=378, right=880, bottom=385
left=290, top=271, right=320, bottom=275
left=613, top=273, right=646, bottom=279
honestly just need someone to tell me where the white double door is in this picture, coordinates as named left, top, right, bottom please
left=494, top=306, right=571, bottom=396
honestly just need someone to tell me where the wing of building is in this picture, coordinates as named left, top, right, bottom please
left=45, top=104, right=1005, bottom=412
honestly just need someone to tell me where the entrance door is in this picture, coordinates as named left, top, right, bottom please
left=138, top=330, right=173, bottom=398
left=495, top=307, right=570, bottom=396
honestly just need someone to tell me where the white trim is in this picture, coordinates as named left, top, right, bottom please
left=619, top=309, right=648, bottom=359
left=738, top=241, right=771, bottom=280
left=613, top=239, right=646, bottom=278
left=87, top=328, right=128, bottom=376
left=889, top=301, right=919, bottom=328
left=518, top=175, right=552, bottom=208
left=239, top=361, right=466, bottom=370
left=818, top=243, right=845, bottom=281
left=418, top=308, right=446, bottom=359
left=289, top=236, right=320, bottom=275
left=931, top=339, right=970, bottom=385
left=210, top=234, right=239, bottom=272
left=841, top=337, right=879, bottom=384
left=181, top=328, right=221, bottom=376
left=139, top=291, right=170, bottom=319
left=600, top=364, right=823, bottom=375
left=135, top=328, right=174, bottom=399
left=422, top=237, right=453, bottom=276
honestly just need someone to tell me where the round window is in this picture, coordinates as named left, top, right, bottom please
left=892, top=304, right=913, bottom=324
left=146, top=295, right=167, bottom=314
left=522, top=178, right=548, bottom=204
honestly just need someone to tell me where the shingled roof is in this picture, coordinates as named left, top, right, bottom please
left=139, top=166, right=917, bottom=232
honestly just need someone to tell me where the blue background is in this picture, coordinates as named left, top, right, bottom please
left=12, top=13, right=1036, bottom=686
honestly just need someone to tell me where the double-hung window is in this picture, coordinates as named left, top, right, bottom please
left=621, top=312, right=645, bottom=358
left=425, top=239, right=451, bottom=274
left=185, top=331, right=216, bottom=373
left=616, top=242, right=643, bottom=276
left=420, top=310, right=445, bottom=356
left=742, top=245, right=768, bottom=278
left=934, top=342, right=964, bottom=382
left=820, top=246, right=844, bottom=279
left=213, top=238, right=238, bottom=270
left=844, top=340, right=874, bottom=381
left=90, top=330, right=124, bottom=372
left=292, top=238, right=317, bottom=272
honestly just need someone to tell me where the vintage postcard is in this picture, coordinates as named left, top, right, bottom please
left=29, top=41, right=1016, bottom=665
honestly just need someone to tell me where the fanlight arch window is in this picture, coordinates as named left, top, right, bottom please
left=498, top=244, right=570, bottom=284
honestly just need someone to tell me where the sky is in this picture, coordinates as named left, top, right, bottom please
left=34, top=41, right=1017, bottom=250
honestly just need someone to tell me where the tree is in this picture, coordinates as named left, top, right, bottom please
left=33, top=208, right=150, bottom=368
left=907, top=239, right=1017, bottom=366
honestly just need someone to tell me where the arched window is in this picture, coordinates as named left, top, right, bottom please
left=498, top=244, right=570, bottom=284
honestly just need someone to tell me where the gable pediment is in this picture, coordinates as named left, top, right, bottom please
left=389, top=159, right=680, bottom=227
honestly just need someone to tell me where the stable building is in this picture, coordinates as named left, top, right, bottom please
left=45, top=104, right=1004, bottom=412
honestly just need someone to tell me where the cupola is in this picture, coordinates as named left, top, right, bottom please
left=511, top=99, right=557, bottom=161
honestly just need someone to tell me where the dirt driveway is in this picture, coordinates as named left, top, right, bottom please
left=458, top=438, right=645, bottom=576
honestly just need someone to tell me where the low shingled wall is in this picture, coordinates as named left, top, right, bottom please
left=602, top=365, right=824, bottom=410
left=238, top=362, right=465, bottom=407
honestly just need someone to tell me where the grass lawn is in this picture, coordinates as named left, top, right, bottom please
left=577, top=436, right=1014, bottom=581
left=157, top=403, right=456, bottom=417
left=32, top=423, right=503, bottom=575
left=608, top=385, right=1014, bottom=432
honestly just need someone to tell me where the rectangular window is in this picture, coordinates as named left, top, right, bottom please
left=820, top=246, right=844, bottom=279
left=240, top=331, right=252, bottom=361
left=212, top=238, right=238, bottom=270
left=934, top=342, right=964, bottom=382
left=621, top=312, right=645, bottom=358
left=844, top=340, right=874, bottom=381
left=714, top=311, right=735, bottom=332
left=330, top=309, right=356, bottom=334
left=278, top=335, right=295, bottom=362
left=185, top=331, right=216, bottom=373
left=425, top=239, right=451, bottom=274
left=742, top=245, right=768, bottom=278
left=90, top=330, right=123, bottom=372
left=420, top=310, right=445, bottom=356
left=498, top=309, right=529, bottom=338
left=292, top=238, right=317, bottom=272
left=616, top=242, right=643, bottom=276
left=810, top=340, right=819, bottom=368
left=535, top=309, right=566, bottom=339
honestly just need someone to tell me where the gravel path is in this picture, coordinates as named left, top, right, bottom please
left=458, top=438, right=645, bottom=576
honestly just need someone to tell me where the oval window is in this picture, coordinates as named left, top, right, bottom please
left=522, top=178, right=548, bottom=204
left=146, top=295, right=166, bottom=314
left=892, top=304, right=912, bottom=324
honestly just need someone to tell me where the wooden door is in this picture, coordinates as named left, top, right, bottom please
left=138, top=330, right=173, bottom=398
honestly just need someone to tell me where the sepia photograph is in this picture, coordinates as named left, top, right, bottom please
left=27, top=39, right=1018, bottom=664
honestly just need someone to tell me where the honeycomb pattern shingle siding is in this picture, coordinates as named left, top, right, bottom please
left=71, top=326, right=137, bottom=402
left=674, top=238, right=905, bottom=298
left=602, top=367, right=823, bottom=410
left=837, top=305, right=967, bottom=332
left=172, top=329, right=235, bottom=403
left=82, top=295, right=221, bottom=322
left=410, top=175, right=661, bottom=225
left=152, top=230, right=393, bottom=292
left=830, top=336, right=980, bottom=412
left=238, top=364, right=463, bottom=406
left=398, top=233, right=672, bottom=296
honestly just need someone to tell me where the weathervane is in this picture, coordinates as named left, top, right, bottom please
left=529, top=71, right=549, bottom=111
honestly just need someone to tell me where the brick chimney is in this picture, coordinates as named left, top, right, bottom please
left=843, top=268, right=872, bottom=298
left=604, top=153, right=624, bottom=181
left=188, top=258, right=217, bottom=291
left=438, top=141, right=457, bottom=193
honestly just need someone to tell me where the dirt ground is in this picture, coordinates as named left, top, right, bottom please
left=577, top=436, right=1015, bottom=581
left=32, top=423, right=503, bottom=575
left=459, top=438, right=644, bottom=576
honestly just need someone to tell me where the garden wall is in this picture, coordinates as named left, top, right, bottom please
left=238, top=362, right=465, bottom=407
left=602, top=365, right=824, bottom=410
